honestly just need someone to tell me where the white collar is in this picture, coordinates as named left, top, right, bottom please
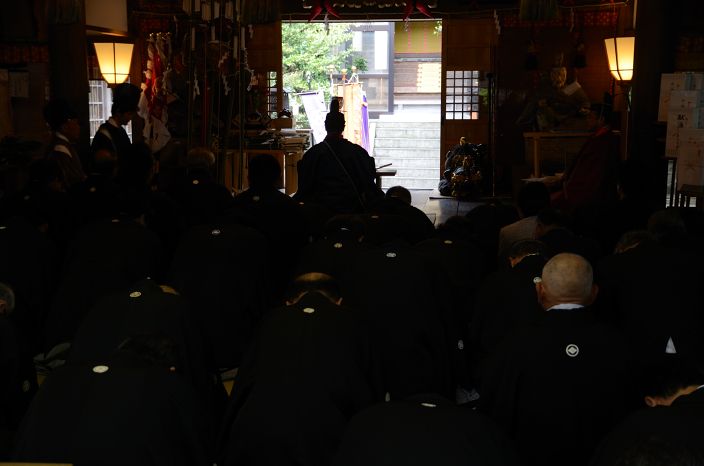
left=547, top=303, right=585, bottom=312
left=108, top=117, right=120, bottom=128
left=56, top=132, right=70, bottom=143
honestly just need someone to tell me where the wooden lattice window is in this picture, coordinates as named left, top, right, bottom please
left=266, top=71, right=278, bottom=118
left=88, top=79, right=132, bottom=142
left=445, top=70, right=480, bottom=120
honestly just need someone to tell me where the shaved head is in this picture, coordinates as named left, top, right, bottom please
left=537, top=253, right=596, bottom=309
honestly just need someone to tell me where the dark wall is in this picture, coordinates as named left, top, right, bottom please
left=497, top=27, right=613, bottom=107
left=0, top=1, right=88, bottom=146
left=0, top=2, right=38, bottom=42
left=629, top=0, right=678, bottom=170
left=48, top=22, right=90, bottom=153
left=629, top=0, right=703, bottom=206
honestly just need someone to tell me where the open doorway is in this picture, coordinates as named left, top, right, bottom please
left=282, top=20, right=442, bottom=190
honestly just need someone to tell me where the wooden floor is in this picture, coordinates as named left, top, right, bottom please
left=410, top=189, right=485, bottom=227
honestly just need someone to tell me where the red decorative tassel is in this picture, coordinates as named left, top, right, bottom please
left=308, top=0, right=341, bottom=22
left=324, top=1, right=341, bottom=19
left=308, top=0, right=323, bottom=21
left=403, top=1, right=434, bottom=22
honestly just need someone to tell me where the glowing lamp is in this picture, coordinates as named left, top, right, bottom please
left=94, top=42, right=134, bottom=86
left=604, top=37, right=635, bottom=81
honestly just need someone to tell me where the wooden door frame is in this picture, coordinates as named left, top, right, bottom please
left=440, top=18, right=497, bottom=178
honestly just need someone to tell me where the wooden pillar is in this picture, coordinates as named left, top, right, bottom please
left=630, top=0, right=679, bottom=205
left=47, top=1, right=90, bottom=158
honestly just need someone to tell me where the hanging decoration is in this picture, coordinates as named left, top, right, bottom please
left=247, top=69, right=257, bottom=92
left=302, top=1, right=439, bottom=21
left=569, top=7, right=574, bottom=31
left=502, top=7, right=617, bottom=29
left=193, top=68, right=200, bottom=99
left=219, top=51, right=231, bottom=96
left=402, top=1, right=434, bottom=22
left=307, top=0, right=341, bottom=22
left=0, top=44, right=49, bottom=65
left=140, top=32, right=173, bottom=153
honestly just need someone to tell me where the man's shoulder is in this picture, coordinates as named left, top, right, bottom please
left=342, top=139, right=371, bottom=156
left=91, top=123, right=115, bottom=145
left=302, top=142, right=327, bottom=157
left=321, top=137, right=369, bottom=155
left=500, top=216, right=537, bottom=237
left=96, top=121, right=118, bottom=134
left=48, top=142, right=73, bottom=158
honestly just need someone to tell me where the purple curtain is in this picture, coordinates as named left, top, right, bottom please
left=361, top=93, right=370, bottom=152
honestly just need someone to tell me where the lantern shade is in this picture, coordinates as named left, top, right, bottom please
left=604, top=36, right=635, bottom=81
left=94, top=42, right=134, bottom=85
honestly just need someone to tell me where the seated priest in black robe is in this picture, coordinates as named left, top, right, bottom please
left=590, top=160, right=658, bottom=255
left=296, top=214, right=368, bottom=277
left=44, top=208, right=163, bottom=350
left=68, top=278, right=207, bottom=382
left=0, top=283, right=38, bottom=460
left=535, top=208, right=602, bottom=265
left=13, top=335, right=211, bottom=466
left=294, top=106, right=383, bottom=215
left=67, top=278, right=223, bottom=439
left=590, top=355, right=704, bottom=466
left=226, top=153, right=309, bottom=305
left=498, top=181, right=550, bottom=258
left=333, top=394, right=519, bottom=466
left=596, top=223, right=704, bottom=366
left=217, top=273, right=384, bottom=466
left=413, top=230, right=486, bottom=394
left=166, top=147, right=234, bottom=228
left=355, top=211, right=416, bottom=247
left=0, top=215, right=57, bottom=355
left=169, top=223, right=269, bottom=370
left=113, top=143, right=184, bottom=268
left=609, top=437, right=703, bottom=466
left=300, top=235, right=456, bottom=400
left=365, top=185, right=435, bottom=245
left=469, top=240, right=548, bottom=385
left=70, top=148, right=122, bottom=226
left=480, top=253, right=633, bottom=466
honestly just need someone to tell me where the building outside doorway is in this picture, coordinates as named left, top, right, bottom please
left=283, top=20, right=442, bottom=190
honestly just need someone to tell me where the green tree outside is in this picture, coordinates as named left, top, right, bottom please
left=282, top=22, right=355, bottom=126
